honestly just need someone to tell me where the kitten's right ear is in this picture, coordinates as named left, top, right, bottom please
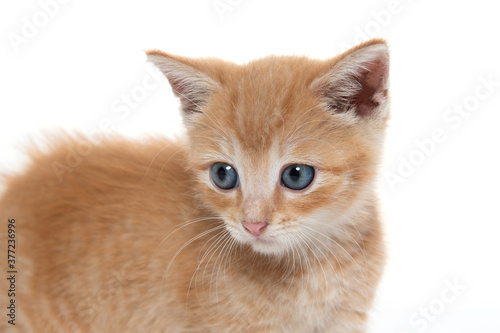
left=146, top=50, right=220, bottom=115
left=311, top=39, right=390, bottom=121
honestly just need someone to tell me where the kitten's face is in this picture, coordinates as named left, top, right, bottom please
left=148, top=40, right=389, bottom=256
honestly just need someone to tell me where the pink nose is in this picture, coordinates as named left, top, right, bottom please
left=242, top=221, right=267, bottom=236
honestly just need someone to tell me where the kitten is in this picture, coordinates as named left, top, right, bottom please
left=0, top=39, right=389, bottom=332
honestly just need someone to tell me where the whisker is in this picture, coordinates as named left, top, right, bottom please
left=222, top=237, right=238, bottom=286
left=160, top=225, right=225, bottom=299
left=213, top=232, right=234, bottom=310
left=154, top=217, right=222, bottom=254
left=202, top=232, right=231, bottom=292
left=293, top=233, right=313, bottom=288
left=156, top=146, right=186, bottom=180
left=142, top=141, right=176, bottom=180
left=298, top=232, right=329, bottom=290
left=303, top=224, right=366, bottom=293
left=186, top=230, right=228, bottom=312
left=302, top=227, right=344, bottom=291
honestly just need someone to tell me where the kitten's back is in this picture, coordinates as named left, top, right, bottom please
left=0, top=137, right=211, bottom=331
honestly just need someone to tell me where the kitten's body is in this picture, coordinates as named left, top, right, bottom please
left=1, top=40, right=389, bottom=332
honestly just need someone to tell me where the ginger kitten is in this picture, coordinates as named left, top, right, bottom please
left=0, top=39, right=389, bottom=332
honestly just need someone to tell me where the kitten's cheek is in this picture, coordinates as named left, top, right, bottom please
left=224, top=224, right=246, bottom=242
left=226, top=224, right=257, bottom=242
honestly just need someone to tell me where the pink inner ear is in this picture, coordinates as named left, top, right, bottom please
left=352, top=58, right=388, bottom=117
left=314, top=45, right=389, bottom=118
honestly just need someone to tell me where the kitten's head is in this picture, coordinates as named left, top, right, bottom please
left=148, top=40, right=389, bottom=257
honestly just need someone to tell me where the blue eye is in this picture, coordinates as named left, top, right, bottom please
left=281, top=164, right=315, bottom=190
left=210, top=162, right=238, bottom=190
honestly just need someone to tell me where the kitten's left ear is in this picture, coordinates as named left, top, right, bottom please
left=146, top=50, right=220, bottom=115
left=311, top=39, right=390, bottom=121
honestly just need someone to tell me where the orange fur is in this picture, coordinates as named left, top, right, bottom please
left=0, top=39, right=389, bottom=332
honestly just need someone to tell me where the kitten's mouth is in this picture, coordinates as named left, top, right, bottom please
left=253, top=236, right=275, bottom=244
left=229, top=224, right=284, bottom=255
left=245, top=234, right=286, bottom=255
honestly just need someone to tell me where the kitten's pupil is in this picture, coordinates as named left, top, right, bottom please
left=290, top=166, right=301, bottom=181
left=217, top=167, right=227, bottom=180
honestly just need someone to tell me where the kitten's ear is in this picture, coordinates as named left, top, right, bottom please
left=311, top=39, right=390, bottom=120
left=146, top=50, right=220, bottom=115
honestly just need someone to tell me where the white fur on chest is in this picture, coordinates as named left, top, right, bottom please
left=283, top=272, right=344, bottom=332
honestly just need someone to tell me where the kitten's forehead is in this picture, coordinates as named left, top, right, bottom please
left=218, top=56, right=331, bottom=151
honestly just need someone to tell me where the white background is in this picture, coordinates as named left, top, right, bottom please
left=1, top=0, right=500, bottom=332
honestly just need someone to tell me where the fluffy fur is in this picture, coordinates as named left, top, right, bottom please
left=0, top=39, right=389, bottom=332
